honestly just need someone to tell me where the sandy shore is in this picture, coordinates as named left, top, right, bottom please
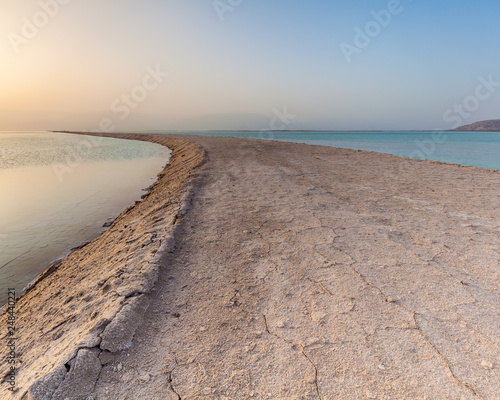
left=0, top=134, right=205, bottom=399
left=1, top=133, right=499, bottom=399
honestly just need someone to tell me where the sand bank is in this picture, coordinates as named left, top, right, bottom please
left=1, top=133, right=499, bottom=399
left=1, top=134, right=205, bottom=399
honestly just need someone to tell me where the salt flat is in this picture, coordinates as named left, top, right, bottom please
left=3, top=133, right=498, bottom=400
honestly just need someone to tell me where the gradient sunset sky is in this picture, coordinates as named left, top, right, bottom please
left=1, top=0, right=499, bottom=131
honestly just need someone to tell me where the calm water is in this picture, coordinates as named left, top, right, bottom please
left=2, top=130, right=498, bottom=303
left=150, top=131, right=500, bottom=170
left=0, top=132, right=170, bottom=304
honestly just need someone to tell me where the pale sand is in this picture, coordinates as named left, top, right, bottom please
left=1, top=133, right=499, bottom=400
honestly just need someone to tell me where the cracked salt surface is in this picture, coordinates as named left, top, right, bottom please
left=89, top=136, right=499, bottom=399
left=5, top=134, right=498, bottom=400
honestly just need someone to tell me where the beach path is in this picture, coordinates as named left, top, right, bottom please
left=89, top=135, right=499, bottom=400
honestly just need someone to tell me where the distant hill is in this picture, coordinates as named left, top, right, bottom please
left=454, top=119, right=500, bottom=131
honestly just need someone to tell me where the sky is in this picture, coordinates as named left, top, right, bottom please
left=1, top=0, right=500, bottom=131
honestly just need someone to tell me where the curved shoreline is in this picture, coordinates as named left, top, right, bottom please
left=0, top=133, right=206, bottom=399
left=109, top=131, right=500, bottom=172
left=1, top=132, right=498, bottom=399
left=0, top=133, right=172, bottom=307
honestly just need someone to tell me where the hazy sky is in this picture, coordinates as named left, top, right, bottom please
left=1, top=0, right=500, bottom=130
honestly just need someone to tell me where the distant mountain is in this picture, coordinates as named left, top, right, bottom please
left=454, top=119, right=500, bottom=131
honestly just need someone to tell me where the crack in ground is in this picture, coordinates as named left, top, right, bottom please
left=46, top=345, right=104, bottom=400
left=424, top=254, right=480, bottom=305
left=346, top=261, right=414, bottom=314
left=412, top=314, right=485, bottom=400
left=158, top=366, right=183, bottom=400
left=455, top=314, right=497, bottom=347
left=262, top=314, right=322, bottom=400
left=306, top=210, right=487, bottom=399
left=169, top=377, right=182, bottom=400
left=90, top=349, right=105, bottom=395
left=346, top=259, right=484, bottom=400
left=299, top=345, right=322, bottom=400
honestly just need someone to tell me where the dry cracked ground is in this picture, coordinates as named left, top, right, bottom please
left=6, top=133, right=496, bottom=400
left=88, top=135, right=499, bottom=400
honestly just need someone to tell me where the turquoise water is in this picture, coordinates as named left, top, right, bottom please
left=0, top=132, right=171, bottom=304
left=150, top=131, right=500, bottom=170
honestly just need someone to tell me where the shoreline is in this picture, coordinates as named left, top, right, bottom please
left=56, top=130, right=500, bottom=172
left=1, top=133, right=498, bottom=399
left=0, top=133, right=206, bottom=399
left=0, top=132, right=172, bottom=307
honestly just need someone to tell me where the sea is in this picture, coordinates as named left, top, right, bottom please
left=1, top=130, right=499, bottom=304
left=151, top=130, right=500, bottom=170
left=0, top=132, right=170, bottom=304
